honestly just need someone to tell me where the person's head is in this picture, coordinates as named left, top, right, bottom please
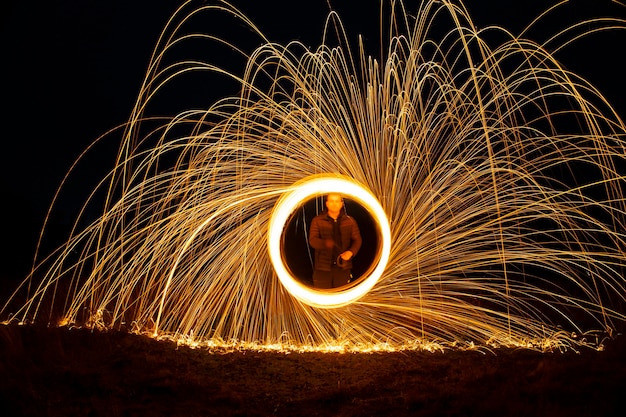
left=325, top=193, right=344, bottom=217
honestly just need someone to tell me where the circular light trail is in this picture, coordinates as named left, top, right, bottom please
left=268, top=174, right=391, bottom=308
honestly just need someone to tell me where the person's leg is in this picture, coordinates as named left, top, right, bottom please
left=312, top=269, right=333, bottom=289
left=331, top=267, right=351, bottom=288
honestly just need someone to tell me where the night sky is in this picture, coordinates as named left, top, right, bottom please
left=1, top=0, right=625, bottom=288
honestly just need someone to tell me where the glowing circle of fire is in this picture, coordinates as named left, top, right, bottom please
left=268, top=175, right=391, bottom=308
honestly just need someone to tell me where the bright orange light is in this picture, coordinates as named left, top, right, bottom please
left=268, top=174, right=391, bottom=308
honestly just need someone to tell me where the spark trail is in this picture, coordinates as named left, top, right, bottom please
left=3, top=0, right=626, bottom=351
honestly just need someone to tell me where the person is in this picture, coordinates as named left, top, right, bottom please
left=308, top=193, right=362, bottom=289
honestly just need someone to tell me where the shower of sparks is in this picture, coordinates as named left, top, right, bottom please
left=3, top=0, right=626, bottom=351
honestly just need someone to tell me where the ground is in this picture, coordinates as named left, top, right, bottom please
left=1, top=324, right=624, bottom=417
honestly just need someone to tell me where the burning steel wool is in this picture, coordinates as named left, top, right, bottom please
left=3, top=0, right=626, bottom=352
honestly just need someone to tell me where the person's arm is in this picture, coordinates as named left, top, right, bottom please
left=309, top=217, right=333, bottom=250
left=340, top=218, right=362, bottom=260
left=347, top=218, right=362, bottom=256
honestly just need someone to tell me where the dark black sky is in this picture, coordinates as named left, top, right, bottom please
left=1, top=0, right=625, bottom=283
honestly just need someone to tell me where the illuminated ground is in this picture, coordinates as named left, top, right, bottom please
left=1, top=324, right=623, bottom=417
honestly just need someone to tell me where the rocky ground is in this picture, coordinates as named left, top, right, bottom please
left=1, top=324, right=624, bottom=416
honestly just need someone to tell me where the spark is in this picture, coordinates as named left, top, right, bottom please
left=3, top=0, right=626, bottom=352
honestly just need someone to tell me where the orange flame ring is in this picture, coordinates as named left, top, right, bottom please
left=268, top=175, right=391, bottom=308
